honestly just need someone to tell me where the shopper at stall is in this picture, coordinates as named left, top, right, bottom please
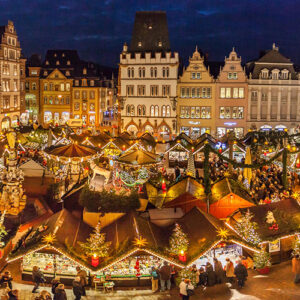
left=198, top=267, right=207, bottom=287
left=179, top=278, right=194, bottom=300
left=234, top=260, right=248, bottom=288
left=32, top=266, right=45, bottom=293
left=205, top=262, right=216, bottom=286
left=159, top=261, right=172, bottom=292
left=0, top=271, right=13, bottom=289
left=51, top=277, right=61, bottom=295
left=54, top=283, right=67, bottom=300
left=76, top=266, right=88, bottom=296
left=292, top=254, right=300, bottom=284
left=224, top=258, right=235, bottom=284
left=213, top=258, right=224, bottom=284
left=191, top=265, right=199, bottom=286
left=151, top=266, right=159, bottom=292
left=73, top=277, right=83, bottom=300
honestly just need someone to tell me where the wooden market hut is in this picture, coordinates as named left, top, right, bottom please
left=209, top=178, right=255, bottom=219
left=229, top=198, right=300, bottom=263
left=137, top=132, right=157, bottom=153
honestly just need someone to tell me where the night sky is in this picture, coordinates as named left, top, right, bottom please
left=1, top=0, right=300, bottom=67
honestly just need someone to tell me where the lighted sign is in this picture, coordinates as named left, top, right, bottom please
left=189, top=121, right=201, bottom=125
left=224, top=122, right=237, bottom=126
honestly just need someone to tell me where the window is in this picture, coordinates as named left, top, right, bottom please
left=82, top=102, right=87, bottom=111
left=83, top=68, right=87, bottom=75
left=55, top=97, right=59, bottom=104
left=89, top=103, right=95, bottom=111
left=3, top=96, right=10, bottom=109
left=272, top=70, right=279, bottom=80
left=150, top=105, right=154, bottom=116
left=44, top=96, right=48, bottom=104
left=66, top=96, right=70, bottom=104
left=126, top=105, right=131, bottom=116
left=66, top=83, right=70, bottom=91
left=166, top=67, right=169, bottom=77
left=251, top=91, right=258, bottom=101
left=67, top=60, right=70, bottom=65
left=191, top=72, right=195, bottom=79
left=191, top=107, right=195, bottom=118
left=228, top=72, right=237, bottom=79
left=55, top=85, right=59, bottom=91
left=239, top=88, right=244, bottom=98
left=162, top=105, right=166, bottom=117
left=202, top=88, right=206, bottom=98
left=90, top=80, right=94, bottom=86
left=166, top=105, right=171, bottom=117
left=44, top=71, right=48, bottom=76
left=150, top=67, right=154, bottom=77
left=49, top=97, right=53, bottom=104
left=281, top=70, right=288, bottom=79
left=162, top=85, right=170, bottom=96
left=82, top=91, right=87, bottom=99
left=261, top=70, right=269, bottom=79
left=162, top=67, right=166, bottom=78
left=220, top=88, right=226, bottom=98
left=90, top=91, right=95, bottom=99
left=238, top=107, right=244, bottom=118
left=138, top=85, right=145, bottom=96
left=226, top=88, right=231, bottom=98
left=220, top=107, right=225, bottom=119
left=32, top=82, right=36, bottom=90
left=56, top=60, right=60, bottom=65
left=75, top=91, right=80, bottom=99
left=74, top=102, right=80, bottom=111
left=191, top=88, right=195, bottom=98
left=150, top=85, right=158, bottom=96
left=44, top=83, right=48, bottom=91
left=181, top=88, right=185, bottom=98
left=137, top=105, right=146, bottom=116
left=225, top=107, right=231, bottom=119
left=127, top=85, right=134, bottom=96
left=31, top=70, right=37, bottom=76
left=60, top=83, right=64, bottom=91
left=207, top=87, right=211, bottom=98
left=196, top=88, right=200, bottom=98
left=201, top=107, right=211, bottom=118
left=180, top=106, right=211, bottom=119
left=155, top=105, right=159, bottom=116
left=233, top=88, right=238, bottom=98
left=139, top=67, right=142, bottom=78
left=130, top=105, right=135, bottom=116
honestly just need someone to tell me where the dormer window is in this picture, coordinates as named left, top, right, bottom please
left=261, top=69, right=269, bottom=79
left=281, top=70, right=289, bottom=80
left=90, top=80, right=94, bottom=86
left=75, top=80, right=79, bottom=86
left=228, top=72, right=237, bottom=79
left=65, top=71, right=70, bottom=76
left=45, top=61, right=49, bottom=65
left=138, top=42, right=142, bottom=47
left=272, top=69, right=279, bottom=80
left=158, top=41, right=162, bottom=47
left=62, top=53, right=65, bottom=57
left=54, top=53, right=57, bottom=57
left=44, top=71, right=48, bottom=76
left=148, top=25, right=152, bottom=30
left=56, top=60, right=60, bottom=65
left=67, top=60, right=70, bottom=65
left=83, top=68, right=87, bottom=75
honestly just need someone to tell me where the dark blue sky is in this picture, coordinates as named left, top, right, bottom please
left=1, top=0, right=300, bottom=67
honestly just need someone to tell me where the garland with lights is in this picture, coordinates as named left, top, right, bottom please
left=292, top=236, right=300, bottom=256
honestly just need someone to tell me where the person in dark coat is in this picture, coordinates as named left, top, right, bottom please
left=51, top=277, right=61, bottom=295
left=32, top=266, right=45, bottom=293
left=1, top=271, right=13, bottom=289
left=205, top=262, right=216, bottom=286
left=73, top=277, right=83, bottom=300
left=198, top=267, right=207, bottom=287
left=7, top=289, right=19, bottom=300
left=54, top=284, right=67, bottom=300
left=234, top=260, right=248, bottom=288
left=213, top=258, right=225, bottom=284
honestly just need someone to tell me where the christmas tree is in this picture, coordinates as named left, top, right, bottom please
left=186, top=152, right=196, bottom=178
left=253, top=248, right=271, bottom=269
left=292, top=236, right=300, bottom=256
left=234, top=209, right=261, bottom=245
left=79, top=220, right=111, bottom=257
left=168, top=223, right=189, bottom=255
left=0, top=211, right=7, bottom=246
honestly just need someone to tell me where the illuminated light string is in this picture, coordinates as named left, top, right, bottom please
left=165, top=142, right=190, bottom=155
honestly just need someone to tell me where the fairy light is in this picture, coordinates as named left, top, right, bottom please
left=165, top=143, right=190, bottom=155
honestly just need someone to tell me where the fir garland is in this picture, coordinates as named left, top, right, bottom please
left=282, top=149, right=288, bottom=189
left=203, top=144, right=211, bottom=195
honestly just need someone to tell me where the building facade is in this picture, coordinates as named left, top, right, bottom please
left=177, top=48, right=215, bottom=138
left=119, top=11, right=179, bottom=136
left=0, top=21, right=24, bottom=129
left=215, top=48, right=248, bottom=138
left=247, top=43, right=300, bottom=132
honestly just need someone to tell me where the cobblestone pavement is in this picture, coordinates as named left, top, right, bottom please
left=3, top=261, right=300, bottom=299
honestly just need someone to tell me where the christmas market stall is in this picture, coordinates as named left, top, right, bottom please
left=228, top=197, right=300, bottom=263
left=193, top=134, right=217, bottom=168
left=7, top=209, right=94, bottom=284
left=95, top=210, right=184, bottom=287
left=172, top=207, right=259, bottom=269
left=137, top=132, right=157, bottom=153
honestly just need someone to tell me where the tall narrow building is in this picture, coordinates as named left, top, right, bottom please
left=118, top=11, right=179, bottom=136
left=0, top=21, right=24, bottom=129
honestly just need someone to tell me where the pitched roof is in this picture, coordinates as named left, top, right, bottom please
left=257, top=49, right=292, bottom=64
left=117, top=148, right=161, bottom=166
left=129, top=11, right=171, bottom=53
left=45, top=143, right=97, bottom=158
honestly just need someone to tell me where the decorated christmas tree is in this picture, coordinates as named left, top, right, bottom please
left=234, top=209, right=261, bottom=245
left=168, top=223, right=189, bottom=255
left=79, top=220, right=111, bottom=257
left=292, top=236, right=300, bottom=256
left=253, top=248, right=271, bottom=269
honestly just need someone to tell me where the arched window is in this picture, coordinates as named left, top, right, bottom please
left=154, top=67, right=157, bottom=78
left=162, top=105, right=166, bottom=117
left=150, top=67, right=153, bottom=78
left=130, top=105, right=135, bottom=116
left=166, top=105, right=171, bottom=117
left=142, top=105, right=146, bottom=116
left=142, top=67, right=145, bottom=78
left=162, top=67, right=166, bottom=78
left=126, top=105, right=131, bottom=116
left=166, top=67, right=169, bottom=77
left=131, top=68, right=134, bottom=78
left=139, top=67, right=142, bottom=78
left=137, top=105, right=142, bottom=116
left=127, top=68, right=131, bottom=78
left=155, top=105, right=159, bottom=116
left=150, top=105, right=155, bottom=116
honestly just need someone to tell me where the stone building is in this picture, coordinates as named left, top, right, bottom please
left=246, top=43, right=300, bottom=132
left=215, top=48, right=248, bottom=138
left=177, top=47, right=215, bottom=138
left=118, top=11, right=179, bottom=136
left=0, top=21, right=25, bottom=129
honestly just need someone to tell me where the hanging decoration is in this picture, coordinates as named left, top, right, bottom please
left=266, top=211, right=279, bottom=231
left=133, top=236, right=148, bottom=248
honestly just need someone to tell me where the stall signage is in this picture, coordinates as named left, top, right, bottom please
left=269, top=240, right=280, bottom=252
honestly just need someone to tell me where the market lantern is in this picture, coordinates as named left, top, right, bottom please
left=178, top=250, right=186, bottom=262
left=161, top=179, right=167, bottom=193
left=91, top=253, right=99, bottom=267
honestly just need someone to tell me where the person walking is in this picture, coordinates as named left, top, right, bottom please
left=198, top=267, right=207, bottom=287
left=179, top=279, right=194, bottom=300
left=205, top=262, right=216, bottom=286
left=76, top=266, right=88, bottom=296
left=73, top=277, right=83, bottom=300
left=32, top=266, right=45, bottom=293
left=292, top=254, right=300, bottom=284
left=151, top=266, right=159, bottom=292
left=234, top=260, right=248, bottom=288
left=51, top=277, right=61, bottom=295
left=159, top=261, right=172, bottom=292
left=224, top=258, right=235, bottom=284
left=54, top=283, right=67, bottom=300
left=0, top=271, right=13, bottom=289
left=213, top=258, right=224, bottom=284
